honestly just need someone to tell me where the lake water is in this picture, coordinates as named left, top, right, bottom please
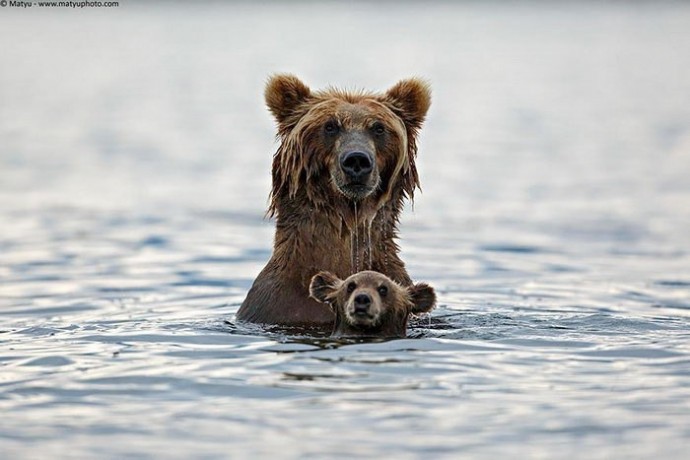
left=1, top=2, right=690, bottom=458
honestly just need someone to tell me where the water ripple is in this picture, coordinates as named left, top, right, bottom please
left=2, top=2, right=690, bottom=459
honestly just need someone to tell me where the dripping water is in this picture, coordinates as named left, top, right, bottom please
left=350, top=203, right=376, bottom=273
left=351, top=201, right=360, bottom=273
left=380, top=221, right=390, bottom=272
left=366, top=218, right=373, bottom=270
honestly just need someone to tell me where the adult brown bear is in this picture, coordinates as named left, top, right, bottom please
left=237, top=74, right=431, bottom=327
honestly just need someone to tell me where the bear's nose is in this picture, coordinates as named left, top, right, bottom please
left=340, top=151, right=373, bottom=179
left=353, top=293, right=371, bottom=315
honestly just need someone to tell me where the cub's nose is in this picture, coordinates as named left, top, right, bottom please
left=340, top=151, right=373, bottom=180
left=353, top=293, right=372, bottom=315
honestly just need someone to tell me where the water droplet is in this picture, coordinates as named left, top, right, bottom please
left=366, top=218, right=373, bottom=270
left=350, top=201, right=360, bottom=273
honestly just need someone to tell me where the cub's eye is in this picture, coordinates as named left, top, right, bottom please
left=324, top=121, right=339, bottom=135
left=347, top=282, right=357, bottom=293
left=372, top=122, right=386, bottom=136
left=377, top=285, right=388, bottom=297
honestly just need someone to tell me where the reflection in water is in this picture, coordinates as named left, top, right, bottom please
left=1, top=1, right=690, bottom=459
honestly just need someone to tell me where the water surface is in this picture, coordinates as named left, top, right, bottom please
left=1, top=2, right=690, bottom=458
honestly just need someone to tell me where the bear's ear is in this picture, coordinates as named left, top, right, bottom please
left=408, top=282, right=436, bottom=315
left=383, top=78, right=431, bottom=131
left=265, top=74, right=312, bottom=126
left=309, top=271, right=342, bottom=306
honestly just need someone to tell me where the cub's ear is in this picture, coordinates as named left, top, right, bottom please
left=309, top=271, right=342, bottom=306
left=408, top=282, right=436, bottom=315
left=265, top=74, right=312, bottom=126
left=383, top=78, right=431, bottom=131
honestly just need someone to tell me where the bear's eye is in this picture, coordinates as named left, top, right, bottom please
left=347, top=282, right=356, bottom=293
left=377, top=285, right=388, bottom=297
left=372, top=122, right=386, bottom=136
left=324, top=121, right=339, bottom=136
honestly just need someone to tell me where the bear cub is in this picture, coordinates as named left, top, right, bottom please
left=309, top=270, right=436, bottom=338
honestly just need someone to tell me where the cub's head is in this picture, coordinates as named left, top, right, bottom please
left=309, top=270, right=436, bottom=338
left=265, top=74, right=431, bottom=214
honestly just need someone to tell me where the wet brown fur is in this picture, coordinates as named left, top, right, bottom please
left=237, top=74, right=431, bottom=327
left=309, top=271, right=436, bottom=338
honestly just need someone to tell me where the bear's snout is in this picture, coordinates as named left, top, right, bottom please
left=340, top=151, right=374, bottom=182
left=353, top=293, right=372, bottom=315
left=346, top=289, right=380, bottom=327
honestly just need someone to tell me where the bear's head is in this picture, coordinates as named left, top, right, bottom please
left=309, top=270, right=436, bottom=338
left=264, top=74, right=431, bottom=215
